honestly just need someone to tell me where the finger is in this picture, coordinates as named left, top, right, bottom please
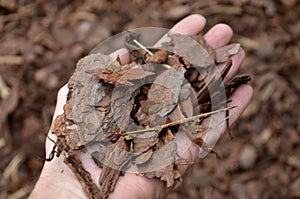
left=155, top=14, right=206, bottom=47
left=110, top=174, right=167, bottom=199
left=220, top=48, right=246, bottom=81
left=200, top=84, right=253, bottom=149
left=227, top=84, right=253, bottom=126
left=204, top=23, right=233, bottom=49
left=226, top=48, right=245, bottom=80
left=109, top=47, right=130, bottom=65
left=171, top=14, right=206, bottom=35
left=203, top=23, right=243, bottom=81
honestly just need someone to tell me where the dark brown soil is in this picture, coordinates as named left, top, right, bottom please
left=0, top=0, right=299, bottom=198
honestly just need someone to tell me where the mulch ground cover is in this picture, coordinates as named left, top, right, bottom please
left=0, top=0, right=299, bottom=198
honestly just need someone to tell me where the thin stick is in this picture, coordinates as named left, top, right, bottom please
left=124, top=106, right=236, bottom=135
left=133, top=39, right=154, bottom=56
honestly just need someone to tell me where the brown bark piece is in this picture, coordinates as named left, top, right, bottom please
left=50, top=114, right=65, bottom=137
left=166, top=54, right=182, bottom=70
left=133, top=131, right=158, bottom=153
left=61, top=53, right=118, bottom=149
left=64, top=154, right=102, bottom=199
left=225, top=74, right=251, bottom=99
left=87, top=68, right=154, bottom=86
left=135, top=149, right=154, bottom=165
left=137, top=141, right=179, bottom=187
left=164, top=33, right=215, bottom=68
left=146, top=49, right=169, bottom=64
left=226, top=74, right=251, bottom=91
left=137, top=67, right=185, bottom=125
left=99, top=138, right=130, bottom=199
left=90, top=142, right=112, bottom=168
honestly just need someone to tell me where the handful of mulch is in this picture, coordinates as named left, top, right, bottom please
left=49, top=32, right=250, bottom=199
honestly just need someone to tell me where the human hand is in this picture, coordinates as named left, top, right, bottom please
left=30, top=14, right=252, bottom=199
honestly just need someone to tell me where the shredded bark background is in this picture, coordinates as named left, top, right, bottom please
left=0, top=1, right=299, bottom=199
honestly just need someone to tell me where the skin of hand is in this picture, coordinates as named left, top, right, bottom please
left=29, top=14, right=253, bottom=199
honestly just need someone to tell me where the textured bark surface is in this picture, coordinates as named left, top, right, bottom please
left=64, top=154, right=103, bottom=199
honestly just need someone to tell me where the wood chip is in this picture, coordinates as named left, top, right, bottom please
left=64, top=154, right=102, bottom=199
left=137, top=141, right=179, bottom=187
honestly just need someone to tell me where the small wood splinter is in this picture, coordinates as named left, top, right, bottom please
left=133, top=39, right=153, bottom=56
